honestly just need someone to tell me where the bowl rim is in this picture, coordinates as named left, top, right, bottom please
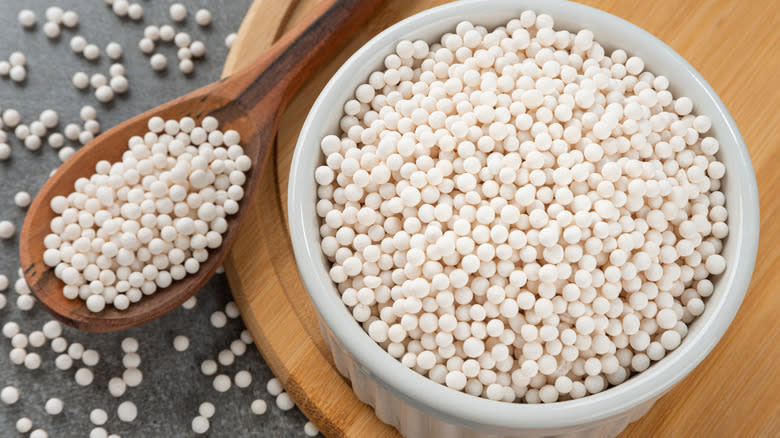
left=289, top=0, right=760, bottom=430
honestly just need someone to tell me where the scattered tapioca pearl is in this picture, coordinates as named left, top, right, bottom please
left=127, top=3, right=143, bottom=20
left=106, top=42, right=122, bottom=60
left=95, top=85, right=114, bottom=103
left=304, top=421, right=320, bottom=437
left=3, top=109, right=21, bottom=127
left=122, top=338, right=139, bottom=354
left=230, top=339, right=246, bottom=356
left=213, top=374, right=231, bottom=392
left=169, top=3, right=187, bottom=22
left=0, top=220, right=16, bottom=239
left=174, top=32, right=191, bottom=49
left=195, top=9, right=212, bottom=26
left=70, top=35, right=87, bottom=53
left=200, top=359, right=217, bottom=376
left=51, top=337, right=68, bottom=353
left=109, top=63, right=125, bottom=77
left=24, top=136, right=41, bottom=151
left=40, top=109, right=58, bottom=128
left=225, top=33, right=237, bottom=49
left=0, top=144, right=10, bottom=160
left=3, top=321, right=19, bottom=338
left=138, top=38, right=155, bottom=54
left=150, top=53, right=167, bottom=70
left=14, top=191, right=31, bottom=208
left=117, top=401, right=137, bottom=422
left=9, top=51, right=25, bottom=66
left=58, top=146, right=75, bottom=162
left=16, top=277, right=29, bottom=294
left=122, top=367, right=143, bottom=387
left=250, top=399, right=267, bottom=415
left=11, top=333, right=27, bottom=349
left=190, top=41, right=205, bottom=58
left=192, top=416, right=209, bottom=434
left=108, top=377, right=126, bottom=397
left=17, top=295, right=34, bottom=310
left=275, top=392, right=294, bottom=411
left=13, top=125, right=32, bottom=142
left=159, top=25, right=175, bottom=42
left=2, top=386, right=20, bottom=404
left=210, top=311, right=227, bottom=328
left=44, top=398, right=64, bottom=415
left=83, top=349, right=100, bottom=366
left=24, top=353, right=41, bottom=370
left=90, top=73, right=107, bottom=88
left=178, top=47, right=192, bottom=61
left=43, top=22, right=61, bottom=39
left=30, top=429, right=48, bottom=438
left=84, top=120, right=101, bottom=135
left=122, top=352, right=141, bottom=368
left=28, top=331, right=46, bottom=347
left=62, top=10, right=79, bottom=28
left=90, top=408, right=108, bottom=426
left=179, top=59, right=194, bottom=75
left=266, top=378, right=282, bottom=397
left=110, top=75, right=129, bottom=94
left=18, top=10, right=36, bottom=28
left=173, top=335, right=189, bottom=351
left=83, top=44, right=100, bottom=60
left=181, top=296, right=197, bottom=309
left=42, top=320, right=62, bottom=338
left=111, top=0, right=129, bottom=17
left=55, top=354, right=73, bottom=370
left=75, top=368, right=94, bottom=386
left=234, top=370, right=252, bottom=388
left=29, top=121, right=46, bottom=137
left=91, top=427, right=108, bottom=438
left=224, top=302, right=240, bottom=318
left=198, top=402, right=215, bottom=418
left=16, top=417, right=33, bottom=433
left=9, top=65, right=26, bottom=82
left=144, top=25, right=160, bottom=41
left=217, top=349, right=234, bottom=366
left=64, top=122, right=81, bottom=139
left=45, top=6, right=63, bottom=23
left=10, top=348, right=26, bottom=365
left=80, top=105, right=97, bottom=121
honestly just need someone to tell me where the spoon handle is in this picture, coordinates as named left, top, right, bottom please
left=226, top=0, right=388, bottom=122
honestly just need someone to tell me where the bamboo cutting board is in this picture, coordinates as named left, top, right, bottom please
left=222, top=1, right=780, bottom=437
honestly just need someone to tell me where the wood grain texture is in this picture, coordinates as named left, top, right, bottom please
left=225, top=0, right=780, bottom=437
left=18, top=0, right=385, bottom=332
left=223, top=0, right=299, bottom=76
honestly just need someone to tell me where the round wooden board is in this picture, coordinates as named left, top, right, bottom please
left=223, top=1, right=780, bottom=437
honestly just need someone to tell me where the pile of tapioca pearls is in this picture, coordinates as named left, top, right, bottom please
left=43, top=116, right=251, bottom=313
left=315, top=10, right=728, bottom=403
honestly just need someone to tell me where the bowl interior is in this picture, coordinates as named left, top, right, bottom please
left=289, top=0, right=759, bottom=431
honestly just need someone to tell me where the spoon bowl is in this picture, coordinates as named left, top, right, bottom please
left=19, top=0, right=386, bottom=332
left=20, top=92, right=263, bottom=331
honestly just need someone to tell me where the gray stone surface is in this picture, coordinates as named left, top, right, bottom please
left=0, top=1, right=312, bottom=436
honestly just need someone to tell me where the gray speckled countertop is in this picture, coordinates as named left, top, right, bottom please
left=0, top=1, right=312, bottom=436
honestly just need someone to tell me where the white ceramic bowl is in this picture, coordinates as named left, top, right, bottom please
left=289, top=1, right=760, bottom=437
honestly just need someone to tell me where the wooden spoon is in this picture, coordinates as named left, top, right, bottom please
left=19, top=0, right=386, bottom=332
